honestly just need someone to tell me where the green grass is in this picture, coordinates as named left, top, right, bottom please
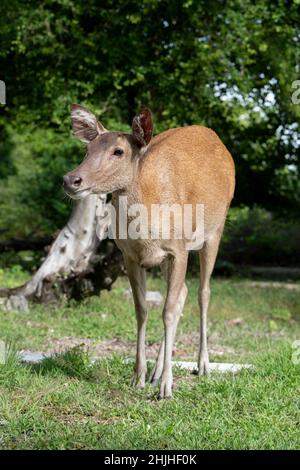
left=1, top=268, right=300, bottom=449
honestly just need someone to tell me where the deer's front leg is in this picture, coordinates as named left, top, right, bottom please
left=124, top=256, right=147, bottom=389
left=159, top=254, right=188, bottom=399
left=150, top=283, right=187, bottom=386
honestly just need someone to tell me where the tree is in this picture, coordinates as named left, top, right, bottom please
left=0, top=0, right=299, bottom=242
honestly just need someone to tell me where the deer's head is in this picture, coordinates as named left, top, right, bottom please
left=63, top=104, right=153, bottom=198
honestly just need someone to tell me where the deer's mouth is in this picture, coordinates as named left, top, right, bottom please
left=65, top=187, right=92, bottom=200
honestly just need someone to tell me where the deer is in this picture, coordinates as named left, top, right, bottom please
left=63, top=104, right=235, bottom=399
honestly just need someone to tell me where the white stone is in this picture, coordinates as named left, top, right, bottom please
left=20, top=350, right=50, bottom=363
left=172, top=360, right=253, bottom=373
left=125, top=288, right=163, bottom=306
left=124, top=357, right=253, bottom=373
left=5, top=295, right=28, bottom=313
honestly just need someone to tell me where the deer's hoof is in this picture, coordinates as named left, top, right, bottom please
left=131, top=373, right=146, bottom=389
left=150, top=378, right=159, bottom=387
left=158, top=376, right=173, bottom=399
left=158, top=394, right=172, bottom=400
left=197, top=357, right=210, bottom=376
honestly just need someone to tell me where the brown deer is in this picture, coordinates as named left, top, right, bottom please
left=63, top=104, right=235, bottom=399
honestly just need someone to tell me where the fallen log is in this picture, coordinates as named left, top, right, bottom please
left=0, top=194, right=124, bottom=309
left=0, top=235, right=54, bottom=253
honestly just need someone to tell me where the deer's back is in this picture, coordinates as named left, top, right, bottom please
left=138, top=126, right=235, bottom=237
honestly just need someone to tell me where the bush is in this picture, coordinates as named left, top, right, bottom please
left=0, top=126, right=82, bottom=238
left=220, top=206, right=300, bottom=267
left=188, top=206, right=300, bottom=272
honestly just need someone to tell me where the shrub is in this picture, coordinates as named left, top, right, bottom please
left=220, top=206, right=300, bottom=267
left=189, top=206, right=300, bottom=272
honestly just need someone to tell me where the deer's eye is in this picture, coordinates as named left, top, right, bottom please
left=113, top=148, right=124, bottom=157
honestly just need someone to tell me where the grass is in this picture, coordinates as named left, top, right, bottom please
left=0, top=266, right=300, bottom=449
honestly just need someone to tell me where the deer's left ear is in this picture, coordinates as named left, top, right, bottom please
left=132, top=107, right=153, bottom=147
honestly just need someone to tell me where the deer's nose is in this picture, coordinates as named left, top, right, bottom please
left=63, top=174, right=83, bottom=190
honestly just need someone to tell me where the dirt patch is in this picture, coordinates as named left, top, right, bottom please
left=46, top=336, right=161, bottom=358
left=45, top=333, right=235, bottom=361
left=43, top=404, right=121, bottom=426
left=176, top=331, right=236, bottom=358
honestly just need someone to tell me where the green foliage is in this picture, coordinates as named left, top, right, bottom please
left=186, top=206, right=300, bottom=270
left=0, top=0, right=299, bottom=238
left=220, top=206, right=300, bottom=266
left=0, top=127, right=82, bottom=236
left=0, top=264, right=29, bottom=288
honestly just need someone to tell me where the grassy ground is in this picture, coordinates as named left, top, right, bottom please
left=0, top=266, right=300, bottom=449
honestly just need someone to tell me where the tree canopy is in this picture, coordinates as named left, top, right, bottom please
left=0, top=0, right=299, bottom=237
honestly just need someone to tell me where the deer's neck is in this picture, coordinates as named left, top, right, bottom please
left=112, top=160, right=143, bottom=206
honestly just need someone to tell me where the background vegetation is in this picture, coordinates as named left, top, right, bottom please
left=0, top=0, right=299, bottom=268
left=0, top=1, right=300, bottom=450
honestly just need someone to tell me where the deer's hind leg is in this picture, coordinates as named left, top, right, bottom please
left=198, top=224, right=225, bottom=375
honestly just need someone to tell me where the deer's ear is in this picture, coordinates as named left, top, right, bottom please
left=132, top=107, right=153, bottom=147
left=71, top=104, right=107, bottom=144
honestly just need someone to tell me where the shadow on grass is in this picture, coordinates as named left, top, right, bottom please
left=28, top=345, right=133, bottom=386
left=0, top=338, right=133, bottom=388
left=29, top=345, right=101, bottom=381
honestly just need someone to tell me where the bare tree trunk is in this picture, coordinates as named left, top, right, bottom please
left=0, top=194, right=124, bottom=310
